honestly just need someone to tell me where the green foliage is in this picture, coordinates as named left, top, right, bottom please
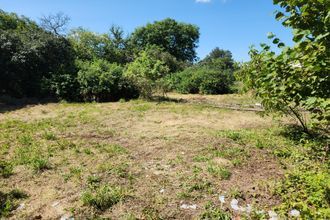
left=82, top=184, right=126, bottom=211
left=77, top=59, right=138, bottom=101
left=207, top=165, right=231, bottom=180
left=0, top=10, right=76, bottom=99
left=68, top=26, right=129, bottom=64
left=276, top=170, right=330, bottom=219
left=169, top=48, right=236, bottom=95
left=200, top=202, right=231, bottom=220
left=0, top=161, right=14, bottom=178
left=124, top=47, right=171, bottom=99
left=0, top=189, right=27, bottom=217
left=237, top=1, right=330, bottom=133
left=129, top=18, right=200, bottom=62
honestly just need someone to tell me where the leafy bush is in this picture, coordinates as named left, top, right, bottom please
left=124, top=47, right=171, bottom=99
left=237, top=0, right=330, bottom=133
left=77, top=59, right=138, bottom=102
left=169, top=48, right=236, bottom=95
left=169, top=66, right=234, bottom=94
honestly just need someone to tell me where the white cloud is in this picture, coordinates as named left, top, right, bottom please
left=196, top=0, right=212, bottom=3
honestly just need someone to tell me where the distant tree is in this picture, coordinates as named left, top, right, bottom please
left=129, top=18, right=200, bottom=62
left=200, top=47, right=235, bottom=70
left=39, top=12, right=70, bottom=36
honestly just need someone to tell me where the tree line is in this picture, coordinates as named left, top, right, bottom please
left=0, top=11, right=237, bottom=102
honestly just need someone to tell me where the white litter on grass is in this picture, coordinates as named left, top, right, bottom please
left=159, top=189, right=165, bottom=193
left=246, top=204, right=253, bottom=213
left=230, top=199, right=240, bottom=211
left=180, top=204, right=197, bottom=210
left=256, top=210, right=265, bottom=215
left=268, top=210, right=278, bottom=220
left=51, top=201, right=60, bottom=207
left=219, top=195, right=225, bottom=203
left=17, top=203, right=25, bottom=210
left=289, top=209, right=300, bottom=217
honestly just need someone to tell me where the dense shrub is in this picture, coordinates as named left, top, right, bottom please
left=169, top=66, right=235, bottom=95
left=169, top=48, right=236, bottom=95
left=0, top=10, right=76, bottom=99
left=77, top=59, right=138, bottom=102
left=124, top=47, right=172, bottom=99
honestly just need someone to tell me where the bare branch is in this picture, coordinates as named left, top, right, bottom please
left=40, top=12, right=70, bottom=36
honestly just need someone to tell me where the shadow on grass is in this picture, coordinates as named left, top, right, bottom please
left=149, top=95, right=188, bottom=104
left=0, top=95, right=56, bottom=114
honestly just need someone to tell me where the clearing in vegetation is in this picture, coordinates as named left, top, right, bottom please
left=1, top=94, right=328, bottom=219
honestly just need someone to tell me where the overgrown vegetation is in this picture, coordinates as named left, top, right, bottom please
left=237, top=0, right=330, bottom=133
left=0, top=0, right=329, bottom=219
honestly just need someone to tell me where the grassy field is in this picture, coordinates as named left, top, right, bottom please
left=0, top=94, right=328, bottom=219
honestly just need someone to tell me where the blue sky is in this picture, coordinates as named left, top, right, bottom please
left=0, top=0, right=293, bottom=61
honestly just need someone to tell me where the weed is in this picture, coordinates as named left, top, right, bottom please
left=193, top=155, right=210, bottom=162
left=200, top=202, right=231, bottom=220
left=0, top=189, right=28, bottom=217
left=42, top=131, right=57, bottom=140
left=98, top=144, right=127, bottom=157
left=87, top=175, right=101, bottom=187
left=63, top=167, right=82, bottom=181
left=0, top=161, right=14, bottom=178
left=207, top=165, right=231, bottom=180
left=83, top=148, right=93, bottom=155
left=31, top=157, right=50, bottom=172
left=81, top=185, right=126, bottom=211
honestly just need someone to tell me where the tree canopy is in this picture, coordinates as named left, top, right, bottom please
left=129, top=18, right=200, bottom=62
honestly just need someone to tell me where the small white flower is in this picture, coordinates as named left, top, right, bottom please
left=289, top=209, right=300, bottom=217
left=219, top=195, right=225, bottom=203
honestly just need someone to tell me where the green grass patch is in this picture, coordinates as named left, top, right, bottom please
left=81, top=184, right=127, bottom=211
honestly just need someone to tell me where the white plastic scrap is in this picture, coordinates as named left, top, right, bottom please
left=219, top=195, right=225, bottom=203
left=17, top=203, right=25, bottom=210
left=180, top=204, right=197, bottom=210
left=159, top=189, right=165, bottom=193
left=246, top=204, right=253, bottom=214
left=230, top=199, right=240, bottom=211
left=268, top=210, right=278, bottom=220
left=289, top=209, right=300, bottom=217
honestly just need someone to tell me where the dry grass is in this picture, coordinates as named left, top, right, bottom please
left=0, top=94, right=285, bottom=219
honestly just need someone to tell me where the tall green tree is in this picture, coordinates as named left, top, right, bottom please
left=129, top=18, right=200, bottom=62
left=0, top=10, right=76, bottom=98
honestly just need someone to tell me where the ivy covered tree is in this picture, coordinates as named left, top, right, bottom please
left=237, top=0, right=330, bottom=133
